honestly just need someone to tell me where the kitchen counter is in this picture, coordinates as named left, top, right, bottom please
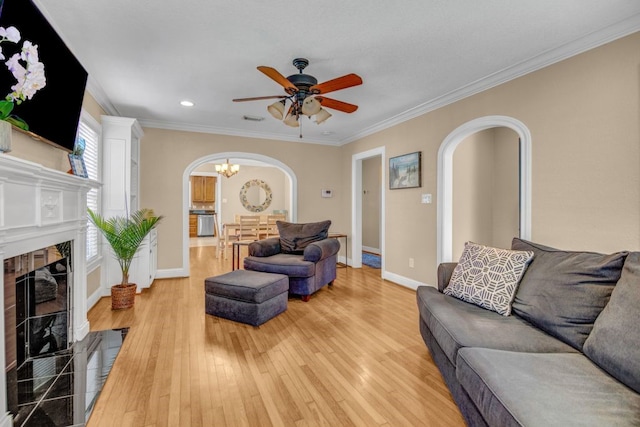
left=189, top=209, right=216, bottom=214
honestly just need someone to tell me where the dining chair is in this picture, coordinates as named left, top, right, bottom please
left=238, top=216, right=261, bottom=242
left=263, top=214, right=286, bottom=238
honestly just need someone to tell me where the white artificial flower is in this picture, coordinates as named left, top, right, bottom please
left=0, top=26, right=20, bottom=43
left=21, top=41, right=39, bottom=64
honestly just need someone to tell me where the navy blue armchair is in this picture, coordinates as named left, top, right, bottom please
left=244, top=237, right=340, bottom=301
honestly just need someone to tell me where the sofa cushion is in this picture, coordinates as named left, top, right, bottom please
left=511, top=238, right=627, bottom=350
left=416, top=286, right=576, bottom=367
left=277, top=220, right=331, bottom=254
left=444, top=242, right=534, bottom=315
left=457, top=348, right=640, bottom=427
left=243, top=253, right=315, bottom=278
left=584, top=252, right=640, bottom=394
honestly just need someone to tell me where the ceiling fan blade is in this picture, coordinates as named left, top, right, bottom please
left=316, top=96, right=358, bottom=113
left=310, top=73, right=363, bottom=95
left=232, top=95, right=287, bottom=102
left=257, top=66, right=298, bottom=93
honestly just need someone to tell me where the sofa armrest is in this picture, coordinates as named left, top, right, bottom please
left=248, top=237, right=281, bottom=257
left=437, top=262, right=458, bottom=292
left=304, top=238, right=340, bottom=263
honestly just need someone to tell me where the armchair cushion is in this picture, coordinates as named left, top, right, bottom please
left=303, top=238, right=341, bottom=263
left=248, top=237, right=281, bottom=258
left=277, top=220, right=331, bottom=254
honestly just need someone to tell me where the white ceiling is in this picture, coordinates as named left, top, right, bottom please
left=35, top=0, right=640, bottom=145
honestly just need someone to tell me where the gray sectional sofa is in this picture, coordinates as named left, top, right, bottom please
left=417, top=238, right=640, bottom=426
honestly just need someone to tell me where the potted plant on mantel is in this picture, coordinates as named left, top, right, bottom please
left=88, top=208, right=163, bottom=310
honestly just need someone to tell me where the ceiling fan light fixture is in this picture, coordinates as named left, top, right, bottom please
left=283, top=113, right=299, bottom=127
left=315, top=108, right=331, bottom=124
left=301, top=96, right=322, bottom=116
left=267, top=100, right=285, bottom=120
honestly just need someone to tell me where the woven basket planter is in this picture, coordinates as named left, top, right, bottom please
left=111, top=283, right=137, bottom=310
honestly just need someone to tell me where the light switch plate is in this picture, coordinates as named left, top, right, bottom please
left=421, top=193, right=432, bottom=204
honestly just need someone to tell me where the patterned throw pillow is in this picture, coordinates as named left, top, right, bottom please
left=444, top=242, right=534, bottom=316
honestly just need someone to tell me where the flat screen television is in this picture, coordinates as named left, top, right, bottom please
left=0, top=0, right=88, bottom=152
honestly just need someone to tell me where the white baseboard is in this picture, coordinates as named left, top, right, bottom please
left=86, top=287, right=108, bottom=311
left=155, top=268, right=188, bottom=279
left=381, top=271, right=435, bottom=290
left=362, top=246, right=381, bottom=255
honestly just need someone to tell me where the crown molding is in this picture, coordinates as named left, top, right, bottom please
left=86, top=76, right=119, bottom=116
left=339, top=15, right=640, bottom=145
left=137, top=119, right=342, bottom=146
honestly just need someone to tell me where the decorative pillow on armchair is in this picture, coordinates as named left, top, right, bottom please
left=444, top=242, right=534, bottom=316
left=277, top=220, right=331, bottom=254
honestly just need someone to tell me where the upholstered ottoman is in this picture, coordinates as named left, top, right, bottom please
left=204, top=270, right=289, bottom=326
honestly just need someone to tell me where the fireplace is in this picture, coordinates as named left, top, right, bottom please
left=5, top=243, right=72, bottom=371
left=0, top=155, right=95, bottom=426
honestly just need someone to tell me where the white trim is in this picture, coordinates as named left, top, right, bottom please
left=86, top=287, right=107, bottom=311
left=362, top=245, right=380, bottom=255
left=351, top=147, right=385, bottom=274
left=155, top=268, right=188, bottom=279
left=139, top=119, right=341, bottom=146
left=0, top=413, right=12, bottom=427
left=436, top=115, right=532, bottom=265
left=382, top=271, right=432, bottom=291
left=182, top=152, right=298, bottom=277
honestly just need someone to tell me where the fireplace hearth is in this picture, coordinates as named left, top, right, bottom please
left=0, top=155, right=96, bottom=426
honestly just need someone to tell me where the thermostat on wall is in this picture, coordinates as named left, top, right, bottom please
left=321, top=189, right=333, bottom=198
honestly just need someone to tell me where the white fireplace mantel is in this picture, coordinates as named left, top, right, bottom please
left=0, top=154, right=97, bottom=427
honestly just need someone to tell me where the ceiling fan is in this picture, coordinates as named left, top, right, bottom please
left=233, top=58, right=363, bottom=137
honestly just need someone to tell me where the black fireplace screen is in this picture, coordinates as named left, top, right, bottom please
left=15, top=255, right=70, bottom=368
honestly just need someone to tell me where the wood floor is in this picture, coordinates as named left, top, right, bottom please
left=86, top=246, right=464, bottom=427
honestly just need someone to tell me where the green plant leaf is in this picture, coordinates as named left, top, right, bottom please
left=88, top=208, right=163, bottom=285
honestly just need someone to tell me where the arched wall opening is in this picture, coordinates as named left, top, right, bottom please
left=181, top=152, right=298, bottom=276
left=437, top=116, right=532, bottom=264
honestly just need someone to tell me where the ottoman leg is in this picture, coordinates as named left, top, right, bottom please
left=301, top=295, right=311, bottom=302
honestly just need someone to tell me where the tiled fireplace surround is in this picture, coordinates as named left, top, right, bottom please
left=0, top=155, right=94, bottom=427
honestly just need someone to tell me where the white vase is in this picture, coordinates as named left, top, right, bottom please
left=0, top=120, right=12, bottom=153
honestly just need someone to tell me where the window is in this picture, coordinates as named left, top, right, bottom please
left=78, top=110, right=101, bottom=268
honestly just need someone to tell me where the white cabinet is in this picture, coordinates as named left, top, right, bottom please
left=101, top=116, right=143, bottom=218
left=101, top=116, right=158, bottom=292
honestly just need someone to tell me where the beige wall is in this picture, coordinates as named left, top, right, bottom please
left=9, top=33, right=640, bottom=290
left=453, top=129, right=495, bottom=256
left=342, top=32, right=640, bottom=285
left=492, top=127, right=520, bottom=248
left=139, top=128, right=345, bottom=269
left=217, top=165, right=287, bottom=224
left=362, top=156, right=381, bottom=250
left=452, top=127, right=519, bottom=257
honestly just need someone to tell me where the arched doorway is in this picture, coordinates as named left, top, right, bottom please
left=437, top=116, right=532, bottom=264
left=181, top=152, right=298, bottom=276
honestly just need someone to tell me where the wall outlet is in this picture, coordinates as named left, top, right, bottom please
left=421, top=193, right=432, bottom=204
left=409, top=258, right=414, bottom=268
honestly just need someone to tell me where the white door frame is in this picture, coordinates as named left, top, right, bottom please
left=437, top=115, right=532, bottom=264
left=351, top=147, right=385, bottom=273
left=180, top=152, right=297, bottom=277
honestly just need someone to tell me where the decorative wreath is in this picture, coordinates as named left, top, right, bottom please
left=239, top=179, right=272, bottom=212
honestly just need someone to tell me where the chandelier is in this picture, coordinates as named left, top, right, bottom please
left=215, top=159, right=240, bottom=178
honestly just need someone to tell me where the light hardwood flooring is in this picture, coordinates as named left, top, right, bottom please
left=86, top=246, right=464, bottom=426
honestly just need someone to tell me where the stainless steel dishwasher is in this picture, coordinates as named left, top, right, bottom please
left=197, top=214, right=215, bottom=236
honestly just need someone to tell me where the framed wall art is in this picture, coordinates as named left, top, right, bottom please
left=389, top=151, right=421, bottom=189
left=68, top=154, right=88, bottom=178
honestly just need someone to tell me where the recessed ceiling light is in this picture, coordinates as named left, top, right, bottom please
left=321, top=131, right=334, bottom=136
left=180, top=100, right=194, bottom=107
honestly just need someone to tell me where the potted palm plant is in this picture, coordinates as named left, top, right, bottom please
left=88, top=208, right=163, bottom=310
